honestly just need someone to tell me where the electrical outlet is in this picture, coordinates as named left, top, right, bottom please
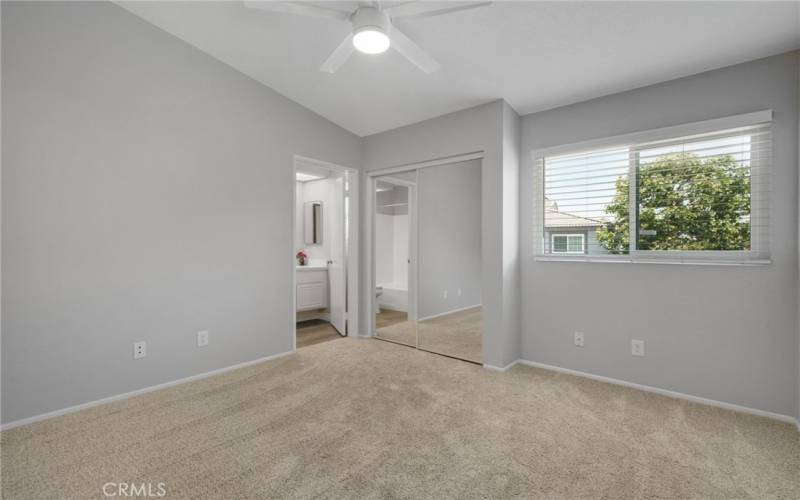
left=443, top=290, right=448, bottom=299
left=457, top=288, right=462, bottom=297
left=574, top=331, right=584, bottom=347
left=133, top=341, right=146, bottom=360
left=631, top=339, right=645, bottom=357
left=197, top=330, right=209, bottom=347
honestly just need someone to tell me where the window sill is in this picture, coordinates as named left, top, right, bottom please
left=534, top=255, right=772, bottom=267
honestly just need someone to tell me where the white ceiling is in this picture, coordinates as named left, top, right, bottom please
left=118, top=1, right=800, bottom=137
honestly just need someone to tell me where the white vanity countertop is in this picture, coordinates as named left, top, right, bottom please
left=296, top=263, right=328, bottom=271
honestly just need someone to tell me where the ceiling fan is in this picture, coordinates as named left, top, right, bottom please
left=243, top=1, right=492, bottom=74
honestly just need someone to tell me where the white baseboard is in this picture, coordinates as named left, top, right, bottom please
left=5, top=350, right=796, bottom=432
left=296, top=310, right=330, bottom=322
left=515, top=359, right=798, bottom=426
left=377, top=302, right=408, bottom=313
left=0, top=349, right=296, bottom=432
left=483, top=359, right=520, bottom=372
left=417, top=304, right=482, bottom=322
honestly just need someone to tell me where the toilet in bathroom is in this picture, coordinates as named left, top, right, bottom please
left=375, top=286, right=383, bottom=314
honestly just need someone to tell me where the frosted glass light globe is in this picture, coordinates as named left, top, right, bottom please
left=353, top=29, right=390, bottom=54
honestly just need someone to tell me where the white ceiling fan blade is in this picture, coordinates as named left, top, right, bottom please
left=320, top=33, right=355, bottom=73
left=390, top=25, right=440, bottom=74
left=387, top=2, right=491, bottom=23
left=243, top=1, right=351, bottom=21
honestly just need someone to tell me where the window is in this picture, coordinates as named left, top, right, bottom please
left=534, top=111, right=771, bottom=264
left=551, top=234, right=584, bottom=254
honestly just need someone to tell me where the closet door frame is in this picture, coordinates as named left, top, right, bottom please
left=366, top=151, right=484, bottom=340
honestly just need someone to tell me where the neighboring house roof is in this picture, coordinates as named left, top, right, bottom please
left=545, top=209, right=605, bottom=229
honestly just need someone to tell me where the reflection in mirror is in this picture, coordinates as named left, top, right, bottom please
left=416, top=159, right=482, bottom=363
left=304, top=201, right=323, bottom=244
left=374, top=174, right=416, bottom=347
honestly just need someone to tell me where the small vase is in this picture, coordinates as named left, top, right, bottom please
left=298, top=257, right=306, bottom=266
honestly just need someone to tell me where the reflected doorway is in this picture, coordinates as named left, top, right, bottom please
left=374, top=173, right=417, bottom=347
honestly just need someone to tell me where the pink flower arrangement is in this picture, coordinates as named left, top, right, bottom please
left=296, top=250, right=307, bottom=266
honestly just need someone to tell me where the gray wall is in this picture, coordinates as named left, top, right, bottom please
left=361, top=100, right=521, bottom=368
left=1, top=1, right=360, bottom=424
left=417, top=159, right=481, bottom=319
left=521, top=51, right=799, bottom=417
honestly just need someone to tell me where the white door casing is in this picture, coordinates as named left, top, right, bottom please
left=328, top=171, right=347, bottom=334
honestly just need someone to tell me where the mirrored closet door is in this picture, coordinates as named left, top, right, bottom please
left=373, top=172, right=417, bottom=347
left=416, top=160, right=482, bottom=363
left=372, top=160, right=482, bottom=364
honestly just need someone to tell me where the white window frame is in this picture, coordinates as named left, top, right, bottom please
left=532, top=110, right=772, bottom=266
left=551, top=234, right=585, bottom=254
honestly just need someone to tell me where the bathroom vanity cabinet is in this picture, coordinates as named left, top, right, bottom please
left=296, top=267, right=328, bottom=311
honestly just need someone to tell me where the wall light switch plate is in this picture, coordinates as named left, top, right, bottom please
left=133, top=341, right=146, bottom=360
left=574, top=332, right=584, bottom=347
left=631, top=339, right=645, bottom=357
left=443, top=290, right=448, bottom=299
left=197, top=330, right=209, bottom=347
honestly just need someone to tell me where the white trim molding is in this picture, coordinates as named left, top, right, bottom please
left=367, top=151, right=484, bottom=177
left=515, top=359, right=797, bottom=426
left=534, top=255, right=772, bottom=267
left=530, top=109, right=772, bottom=160
left=483, top=359, right=520, bottom=373
left=1, top=350, right=296, bottom=431
left=292, top=155, right=359, bottom=347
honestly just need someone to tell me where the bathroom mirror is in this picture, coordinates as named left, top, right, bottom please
left=304, top=201, right=323, bottom=244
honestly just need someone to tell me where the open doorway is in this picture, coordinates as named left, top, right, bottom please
left=293, top=156, right=358, bottom=349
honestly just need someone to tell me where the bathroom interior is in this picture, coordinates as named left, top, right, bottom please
left=294, top=160, right=350, bottom=348
left=373, top=159, right=483, bottom=363
left=374, top=176, right=414, bottom=337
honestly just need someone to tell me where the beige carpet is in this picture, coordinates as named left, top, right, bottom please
left=375, top=316, right=417, bottom=345
left=1, top=338, right=798, bottom=499
left=377, top=307, right=482, bottom=363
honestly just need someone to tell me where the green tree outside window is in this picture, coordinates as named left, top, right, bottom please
left=595, top=152, right=750, bottom=254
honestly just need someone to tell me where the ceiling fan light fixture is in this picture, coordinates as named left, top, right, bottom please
left=353, top=28, right=390, bottom=54
left=350, top=7, right=392, bottom=55
left=245, top=1, right=492, bottom=74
